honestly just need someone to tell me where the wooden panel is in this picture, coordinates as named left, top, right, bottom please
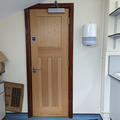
left=48, top=57, right=52, bottom=107
left=4, top=82, right=24, bottom=112
left=30, top=9, right=69, bottom=117
left=37, top=16, right=61, bottom=47
left=52, top=57, right=59, bottom=106
left=58, top=57, right=62, bottom=107
left=41, top=57, right=49, bottom=107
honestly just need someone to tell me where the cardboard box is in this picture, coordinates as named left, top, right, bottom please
left=0, top=52, right=8, bottom=63
left=0, top=63, right=2, bottom=73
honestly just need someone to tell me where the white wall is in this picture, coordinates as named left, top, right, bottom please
left=0, top=0, right=104, bottom=113
left=73, top=0, right=104, bottom=113
left=0, top=12, right=28, bottom=112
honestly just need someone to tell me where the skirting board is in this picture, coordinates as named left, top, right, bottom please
left=6, top=113, right=103, bottom=120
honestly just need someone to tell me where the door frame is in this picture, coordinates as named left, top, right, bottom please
left=24, top=3, right=74, bottom=118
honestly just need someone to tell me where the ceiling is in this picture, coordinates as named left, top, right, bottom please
left=0, top=0, right=54, bottom=19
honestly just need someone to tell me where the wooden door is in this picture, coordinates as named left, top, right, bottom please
left=30, top=9, right=69, bottom=117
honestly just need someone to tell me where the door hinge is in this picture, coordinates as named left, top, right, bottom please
left=68, top=59, right=69, bottom=68
left=68, top=17, right=70, bottom=24
left=68, top=100, right=70, bottom=105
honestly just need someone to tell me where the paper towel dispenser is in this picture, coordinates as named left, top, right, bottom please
left=82, top=24, right=97, bottom=46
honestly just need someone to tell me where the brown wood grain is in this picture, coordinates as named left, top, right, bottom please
left=24, top=3, right=74, bottom=118
left=30, top=9, right=69, bottom=116
left=4, top=82, right=24, bottom=112
left=24, top=9, right=33, bottom=118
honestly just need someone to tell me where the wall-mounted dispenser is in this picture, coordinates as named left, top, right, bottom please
left=82, top=24, right=97, bottom=46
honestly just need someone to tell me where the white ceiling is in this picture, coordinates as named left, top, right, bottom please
left=0, top=0, right=53, bottom=19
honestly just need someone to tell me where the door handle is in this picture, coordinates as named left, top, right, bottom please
left=32, top=67, right=40, bottom=73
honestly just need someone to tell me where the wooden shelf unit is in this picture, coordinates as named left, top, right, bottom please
left=108, top=33, right=120, bottom=39
left=109, top=7, right=120, bottom=16
left=108, top=1, right=120, bottom=49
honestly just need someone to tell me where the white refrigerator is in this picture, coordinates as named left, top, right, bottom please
left=109, top=56, right=120, bottom=120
